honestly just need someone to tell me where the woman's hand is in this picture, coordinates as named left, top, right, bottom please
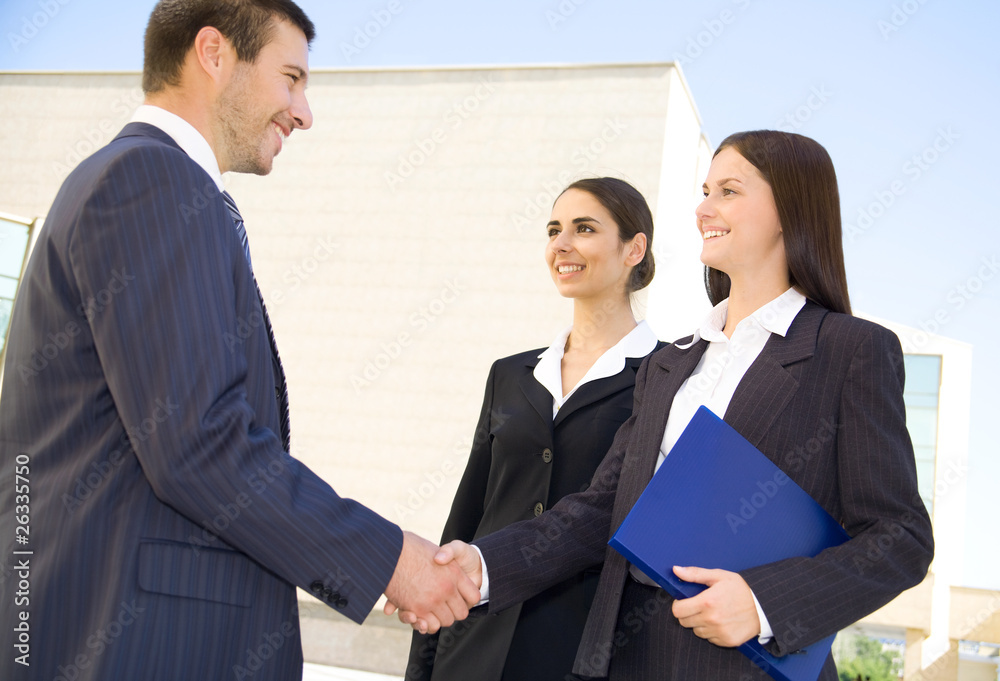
left=670, top=566, right=761, bottom=647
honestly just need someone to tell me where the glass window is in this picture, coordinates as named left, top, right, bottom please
left=0, top=215, right=34, bottom=358
left=903, top=354, right=942, bottom=517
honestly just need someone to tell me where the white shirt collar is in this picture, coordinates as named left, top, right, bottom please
left=130, top=105, right=224, bottom=191
left=534, top=320, right=658, bottom=413
left=677, top=287, right=807, bottom=348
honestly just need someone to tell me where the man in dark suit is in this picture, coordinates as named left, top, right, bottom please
left=0, top=2, right=476, bottom=679
left=417, top=302, right=934, bottom=680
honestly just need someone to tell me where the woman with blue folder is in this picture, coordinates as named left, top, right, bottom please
left=397, top=130, right=934, bottom=681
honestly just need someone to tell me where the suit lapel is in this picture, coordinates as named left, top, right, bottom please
left=552, top=356, right=643, bottom=429
left=724, top=302, right=827, bottom=447
left=609, top=339, right=709, bottom=526
left=519, top=355, right=554, bottom=428
left=638, top=339, right=709, bottom=469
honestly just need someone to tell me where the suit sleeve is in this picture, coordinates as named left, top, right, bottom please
left=68, top=145, right=402, bottom=623
left=741, top=324, right=934, bottom=655
left=473, top=350, right=654, bottom=614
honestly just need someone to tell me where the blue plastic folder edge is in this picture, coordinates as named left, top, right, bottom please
left=608, top=406, right=849, bottom=681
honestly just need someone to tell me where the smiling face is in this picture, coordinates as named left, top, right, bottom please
left=697, top=146, right=787, bottom=282
left=545, top=188, right=644, bottom=301
left=217, top=19, right=313, bottom=175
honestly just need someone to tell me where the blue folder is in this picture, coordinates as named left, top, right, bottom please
left=608, top=406, right=849, bottom=681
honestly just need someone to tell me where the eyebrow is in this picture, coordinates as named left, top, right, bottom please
left=547, top=216, right=601, bottom=227
left=702, top=177, right=745, bottom=192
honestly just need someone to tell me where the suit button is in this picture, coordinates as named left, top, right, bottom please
left=309, top=581, right=324, bottom=594
left=336, top=597, right=349, bottom=609
left=533, top=502, right=544, bottom=517
left=541, top=448, right=553, bottom=463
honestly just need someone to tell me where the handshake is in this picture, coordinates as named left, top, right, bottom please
left=382, top=531, right=483, bottom=634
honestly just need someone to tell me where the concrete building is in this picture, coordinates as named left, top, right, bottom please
left=0, top=63, right=993, bottom=680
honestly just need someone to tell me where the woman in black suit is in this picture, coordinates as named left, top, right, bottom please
left=405, top=132, right=934, bottom=681
left=406, top=177, right=662, bottom=681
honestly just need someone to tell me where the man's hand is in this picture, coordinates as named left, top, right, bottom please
left=382, top=532, right=481, bottom=634
left=386, top=539, right=484, bottom=632
left=671, top=566, right=760, bottom=647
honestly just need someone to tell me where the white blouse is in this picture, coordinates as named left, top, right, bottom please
left=532, top=320, right=659, bottom=419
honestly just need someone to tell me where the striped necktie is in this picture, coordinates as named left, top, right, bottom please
left=221, top=191, right=291, bottom=452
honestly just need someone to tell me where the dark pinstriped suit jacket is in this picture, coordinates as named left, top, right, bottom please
left=0, top=124, right=402, bottom=680
left=475, top=302, right=934, bottom=680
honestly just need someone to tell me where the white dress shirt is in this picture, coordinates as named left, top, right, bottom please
left=130, top=105, right=224, bottom=191
left=656, top=287, right=806, bottom=470
left=533, top=320, right=659, bottom=418
left=478, top=289, right=806, bottom=644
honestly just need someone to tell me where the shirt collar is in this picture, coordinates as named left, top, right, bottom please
left=130, top=105, right=224, bottom=191
left=752, top=287, right=807, bottom=337
left=677, top=287, right=807, bottom=348
left=536, top=319, right=658, bottom=362
left=534, top=320, right=658, bottom=409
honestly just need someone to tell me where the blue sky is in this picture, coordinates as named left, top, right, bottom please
left=2, top=0, right=998, bottom=589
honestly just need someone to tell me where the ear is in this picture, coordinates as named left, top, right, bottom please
left=192, top=26, right=233, bottom=85
left=624, top=232, right=647, bottom=267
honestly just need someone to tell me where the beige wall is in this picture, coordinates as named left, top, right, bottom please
left=0, top=62, right=702, bottom=546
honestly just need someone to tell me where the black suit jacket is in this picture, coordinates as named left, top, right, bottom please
left=408, top=344, right=662, bottom=681
left=0, top=124, right=403, bottom=680
left=475, top=302, right=934, bottom=680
